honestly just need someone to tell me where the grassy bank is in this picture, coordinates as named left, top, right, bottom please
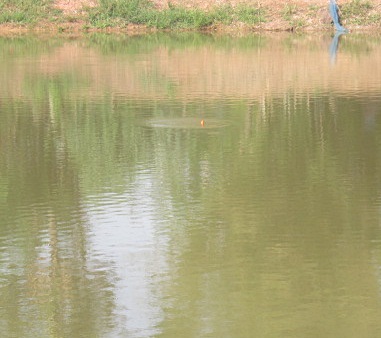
left=0, top=0, right=380, bottom=33
left=0, top=0, right=55, bottom=24
left=87, top=0, right=265, bottom=29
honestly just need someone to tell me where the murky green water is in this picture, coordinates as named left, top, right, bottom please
left=1, top=32, right=381, bottom=337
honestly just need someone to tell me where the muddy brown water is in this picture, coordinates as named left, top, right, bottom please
left=1, top=33, right=381, bottom=337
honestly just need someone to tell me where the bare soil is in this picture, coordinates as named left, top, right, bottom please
left=53, top=0, right=97, bottom=15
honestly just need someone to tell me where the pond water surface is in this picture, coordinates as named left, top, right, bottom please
left=1, top=32, right=381, bottom=337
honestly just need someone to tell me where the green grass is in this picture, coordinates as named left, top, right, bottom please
left=0, top=0, right=268, bottom=31
left=341, top=0, right=379, bottom=25
left=0, top=0, right=54, bottom=24
left=234, top=4, right=265, bottom=24
left=0, top=0, right=380, bottom=31
left=281, top=3, right=306, bottom=29
left=146, top=6, right=215, bottom=29
left=88, top=0, right=266, bottom=29
left=282, top=3, right=297, bottom=20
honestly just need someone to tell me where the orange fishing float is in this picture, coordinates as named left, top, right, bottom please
left=200, top=119, right=205, bottom=127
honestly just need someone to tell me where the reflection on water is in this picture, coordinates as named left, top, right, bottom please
left=143, top=117, right=229, bottom=129
left=1, top=33, right=381, bottom=337
left=329, top=31, right=346, bottom=64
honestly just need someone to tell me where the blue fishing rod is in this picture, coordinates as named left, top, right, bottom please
left=329, top=0, right=348, bottom=32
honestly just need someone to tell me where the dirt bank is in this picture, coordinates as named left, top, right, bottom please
left=1, top=0, right=380, bottom=34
